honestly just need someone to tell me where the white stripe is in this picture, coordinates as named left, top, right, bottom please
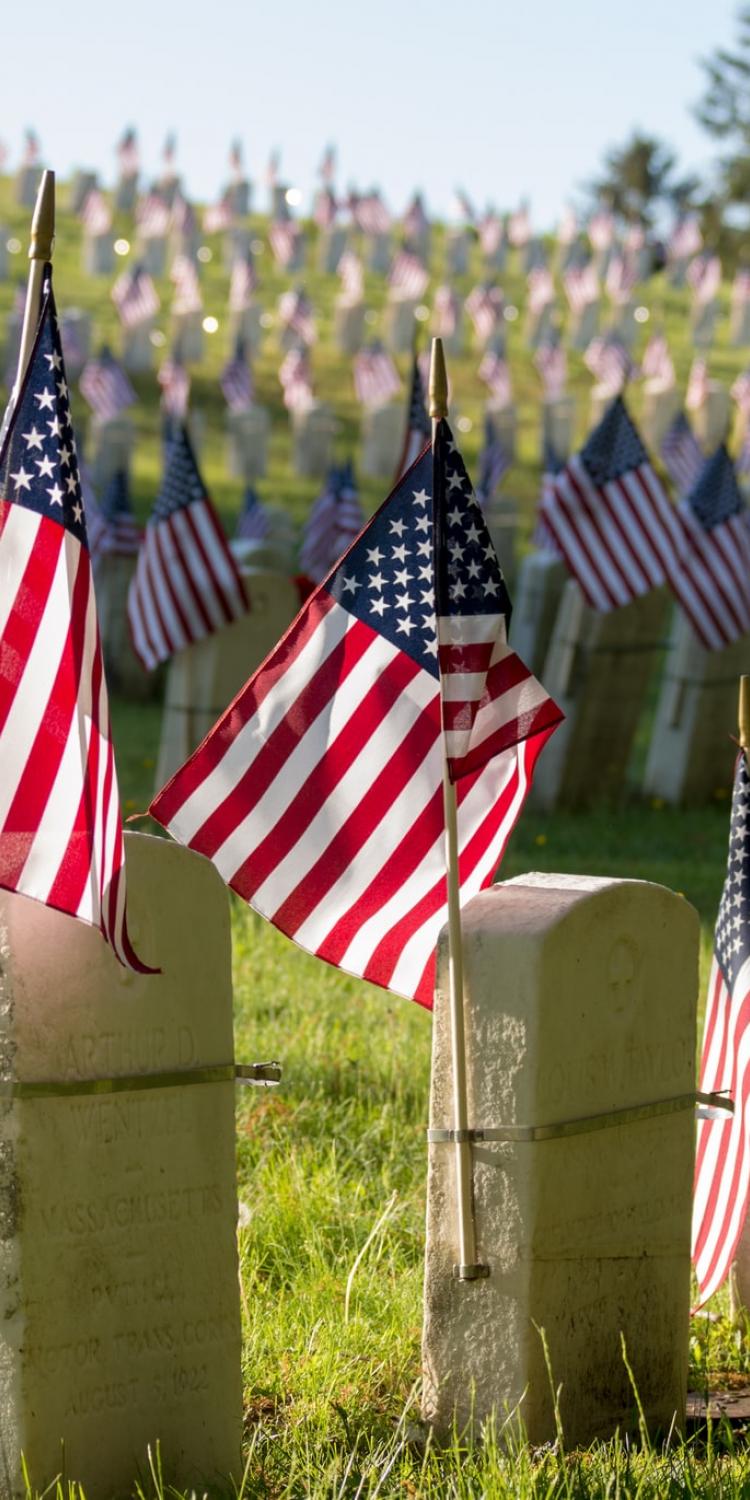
left=190, top=503, right=247, bottom=618
left=160, top=515, right=221, bottom=637
left=437, top=614, right=502, bottom=647
left=469, top=673, right=550, bottom=753
left=0, top=505, right=40, bottom=640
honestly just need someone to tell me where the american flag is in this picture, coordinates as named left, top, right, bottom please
left=112, top=265, right=160, bottom=329
left=203, top=196, right=234, bottom=234
left=533, top=445, right=566, bottom=555
left=527, top=267, right=555, bottom=315
left=95, top=469, right=144, bottom=558
left=660, top=412, right=705, bottom=497
left=388, top=249, right=429, bottom=299
left=79, top=347, right=136, bottom=421
left=539, top=395, right=684, bottom=612
left=394, top=356, right=430, bottom=481
left=686, top=357, right=710, bottom=412
left=508, top=205, right=531, bottom=248
left=0, top=267, right=149, bottom=971
left=583, top=334, right=636, bottom=395
left=352, top=192, right=391, bottom=235
left=432, top=285, right=459, bottom=338
left=475, top=412, right=511, bottom=508
left=588, top=209, right=615, bottom=253
left=229, top=254, right=258, bottom=312
left=465, top=284, right=503, bottom=342
left=314, top=188, right=338, bottom=229
left=136, top=193, right=171, bottom=237
left=693, top=752, right=750, bottom=1305
left=220, top=339, right=254, bottom=413
left=338, top=250, right=364, bottom=300
left=478, top=214, right=504, bottom=259
left=158, top=355, right=191, bottom=420
left=80, top=465, right=108, bottom=569
left=688, top=253, right=722, bottom=305
left=170, top=255, right=203, bottom=316
left=299, top=463, right=365, bottom=583
left=116, top=127, right=139, bottom=178
left=235, top=485, right=271, bottom=543
left=478, top=348, right=512, bottom=405
left=171, top=194, right=196, bottom=239
left=534, top=341, right=567, bottom=399
left=557, top=207, right=578, bottom=246
left=80, top=190, right=112, bottom=236
left=149, top=430, right=562, bottom=1008
left=732, top=369, right=750, bottom=416
left=667, top=446, right=750, bottom=651
left=563, top=262, right=599, bottom=313
left=127, top=426, right=248, bottom=672
left=403, top=193, right=429, bottom=240
left=641, top=333, right=675, bottom=386
left=279, top=347, right=314, bottom=411
left=278, top=288, right=316, bottom=346
left=668, top=215, right=703, bottom=262
left=353, top=345, right=400, bottom=407
left=732, top=268, right=750, bottom=306
left=605, top=253, right=638, bottom=305
left=269, top=221, right=301, bottom=270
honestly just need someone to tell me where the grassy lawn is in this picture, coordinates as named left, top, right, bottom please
left=6, top=176, right=750, bottom=1495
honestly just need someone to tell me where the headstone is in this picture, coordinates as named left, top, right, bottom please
left=68, top=170, right=99, bottom=215
left=156, top=555, right=300, bottom=787
left=59, top=310, right=92, bottom=377
left=96, top=553, right=158, bottom=701
left=524, top=301, right=556, bottom=350
left=333, top=296, right=366, bottom=356
left=137, top=234, right=168, bottom=278
left=83, top=232, right=115, bottom=277
left=384, top=292, right=418, bottom=355
left=531, top=581, right=669, bottom=809
left=364, top=232, right=391, bottom=275
left=691, top=381, right=730, bottom=452
left=610, top=302, right=636, bottom=350
left=292, top=401, right=336, bottom=478
left=227, top=179, right=251, bottom=217
left=230, top=304, right=264, bottom=352
left=692, top=302, right=718, bottom=350
left=15, top=165, right=42, bottom=209
left=643, top=608, right=750, bottom=804
left=360, top=401, right=404, bottom=479
left=0, top=238, right=9, bottom=284
left=171, top=311, right=204, bottom=365
left=225, top=406, right=270, bottom=481
left=730, top=300, right=750, bottom=348
left=568, top=300, right=600, bottom=351
left=0, top=831, right=243, bottom=1494
left=445, top=229, right=470, bottom=278
left=222, top=227, right=251, bottom=272
left=485, top=402, right=517, bottom=463
left=641, top=380, right=680, bottom=455
left=509, top=550, right=567, bottom=676
left=589, top=386, right=616, bottom=432
left=271, top=185, right=290, bottom=220
left=90, top=414, right=136, bottom=493
left=541, top=396, right=576, bottom=466
left=114, top=175, right=138, bottom=215
left=423, top=873, right=699, bottom=1446
left=483, top=494, right=519, bottom=592
left=318, top=225, right=348, bottom=275
left=121, top=323, right=155, bottom=374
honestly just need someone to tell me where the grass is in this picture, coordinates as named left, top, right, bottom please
left=4, top=176, right=750, bottom=1495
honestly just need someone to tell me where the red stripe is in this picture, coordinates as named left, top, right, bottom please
left=0, top=505, right=65, bottom=736
left=265, top=676, right=440, bottom=934
left=152, top=591, right=338, bottom=825
left=694, top=965, right=731, bottom=1185
left=148, top=530, right=190, bottom=655
left=438, top=642, right=494, bottom=674
left=449, top=697, right=563, bottom=780
left=543, top=476, right=617, bottom=610
left=185, top=610, right=373, bottom=860
left=607, top=473, right=665, bottom=588
left=165, top=513, right=215, bottom=636
left=230, top=649, right=427, bottom=902
left=47, top=629, right=104, bottom=913
left=696, top=1033, right=750, bottom=1294
left=694, top=981, right=750, bottom=1273
left=188, top=498, right=248, bottom=620
left=564, top=466, right=634, bottom=604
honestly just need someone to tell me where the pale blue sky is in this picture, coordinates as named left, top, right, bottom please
left=3, top=0, right=740, bottom=224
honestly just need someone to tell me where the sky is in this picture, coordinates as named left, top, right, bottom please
left=2, top=0, right=741, bottom=225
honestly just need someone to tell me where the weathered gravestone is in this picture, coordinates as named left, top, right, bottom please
left=318, top=225, right=348, bottom=275
left=445, top=229, right=470, bottom=278
left=114, top=174, right=138, bottom=215
left=0, top=239, right=8, bottom=284
left=361, top=401, right=404, bottom=479
left=96, top=551, right=157, bottom=702
left=90, top=414, right=135, bottom=493
left=292, top=401, right=336, bottom=478
left=510, top=551, right=568, bottom=678
left=568, top=299, right=600, bottom=352
left=643, top=609, right=750, bottom=804
left=641, top=380, right=680, bottom=455
left=155, top=547, right=300, bottom=787
left=333, top=296, right=366, bottom=356
left=83, top=232, right=115, bottom=277
left=68, top=170, right=99, bottom=215
left=364, top=232, right=391, bottom=275
left=423, top=873, right=699, bottom=1446
left=541, top=396, right=576, bottom=466
left=171, top=311, right=204, bottom=365
left=225, top=406, right=270, bottom=481
left=384, top=292, right=419, bottom=355
left=231, top=304, right=264, bottom=351
left=15, top=166, right=42, bottom=210
left=0, top=832, right=243, bottom=1495
left=122, top=323, right=155, bottom=374
left=137, top=233, right=168, bottom=279
left=531, top=581, right=669, bottom=810
left=691, top=382, right=730, bottom=453
left=483, top=496, right=519, bottom=595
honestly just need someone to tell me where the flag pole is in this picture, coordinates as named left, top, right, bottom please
left=429, top=335, right=487, bottom=1282
left=1, top=170, right=55, bottom=446
left=739, top=676, right=750, bottom=765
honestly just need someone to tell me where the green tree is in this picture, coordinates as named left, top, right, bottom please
left=588, top=132, right=698, bottom=225
left=696, top=6, right=750, bottom=208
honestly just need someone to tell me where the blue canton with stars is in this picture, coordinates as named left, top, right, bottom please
left=686, top=444, right=744, bottom=531
left=579, top=395, right=648, bottom=486
left=151, top=427, right=205, bottom=524
left=326, top=423, right=511, bottom=679
left=0, top=268, right=87, bottom=547
left=715, top=755, right=750, bottom=991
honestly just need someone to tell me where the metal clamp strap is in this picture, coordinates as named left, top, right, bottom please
left=427, top=1090, right=733, bottom=1146
left=0, top=1061, right=282, bottom=1100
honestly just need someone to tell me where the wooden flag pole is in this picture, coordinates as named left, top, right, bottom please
left=12, top=169, right=55, bottom=402
left=429, top=336, right=487, bottom=1282
left=739, top=676, right=750, bottom=765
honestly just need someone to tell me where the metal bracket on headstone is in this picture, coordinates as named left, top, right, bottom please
left=428, top=1089, right=733, bottom=1147
left=0, top=1061, right=282, bottom=1098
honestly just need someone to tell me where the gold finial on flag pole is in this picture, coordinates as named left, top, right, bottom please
left=429, top=335, right=487, bottom=1282
left=739, top=676, right=750, bottom=760
left=12, top=169, right=55, bottom=403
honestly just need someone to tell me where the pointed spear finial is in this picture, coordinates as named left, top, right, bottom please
left=429, top=335, right=449, bottom=422
left=739, top=676, right=750, bottom=756
left=29, top=169, right=55, bottom=262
